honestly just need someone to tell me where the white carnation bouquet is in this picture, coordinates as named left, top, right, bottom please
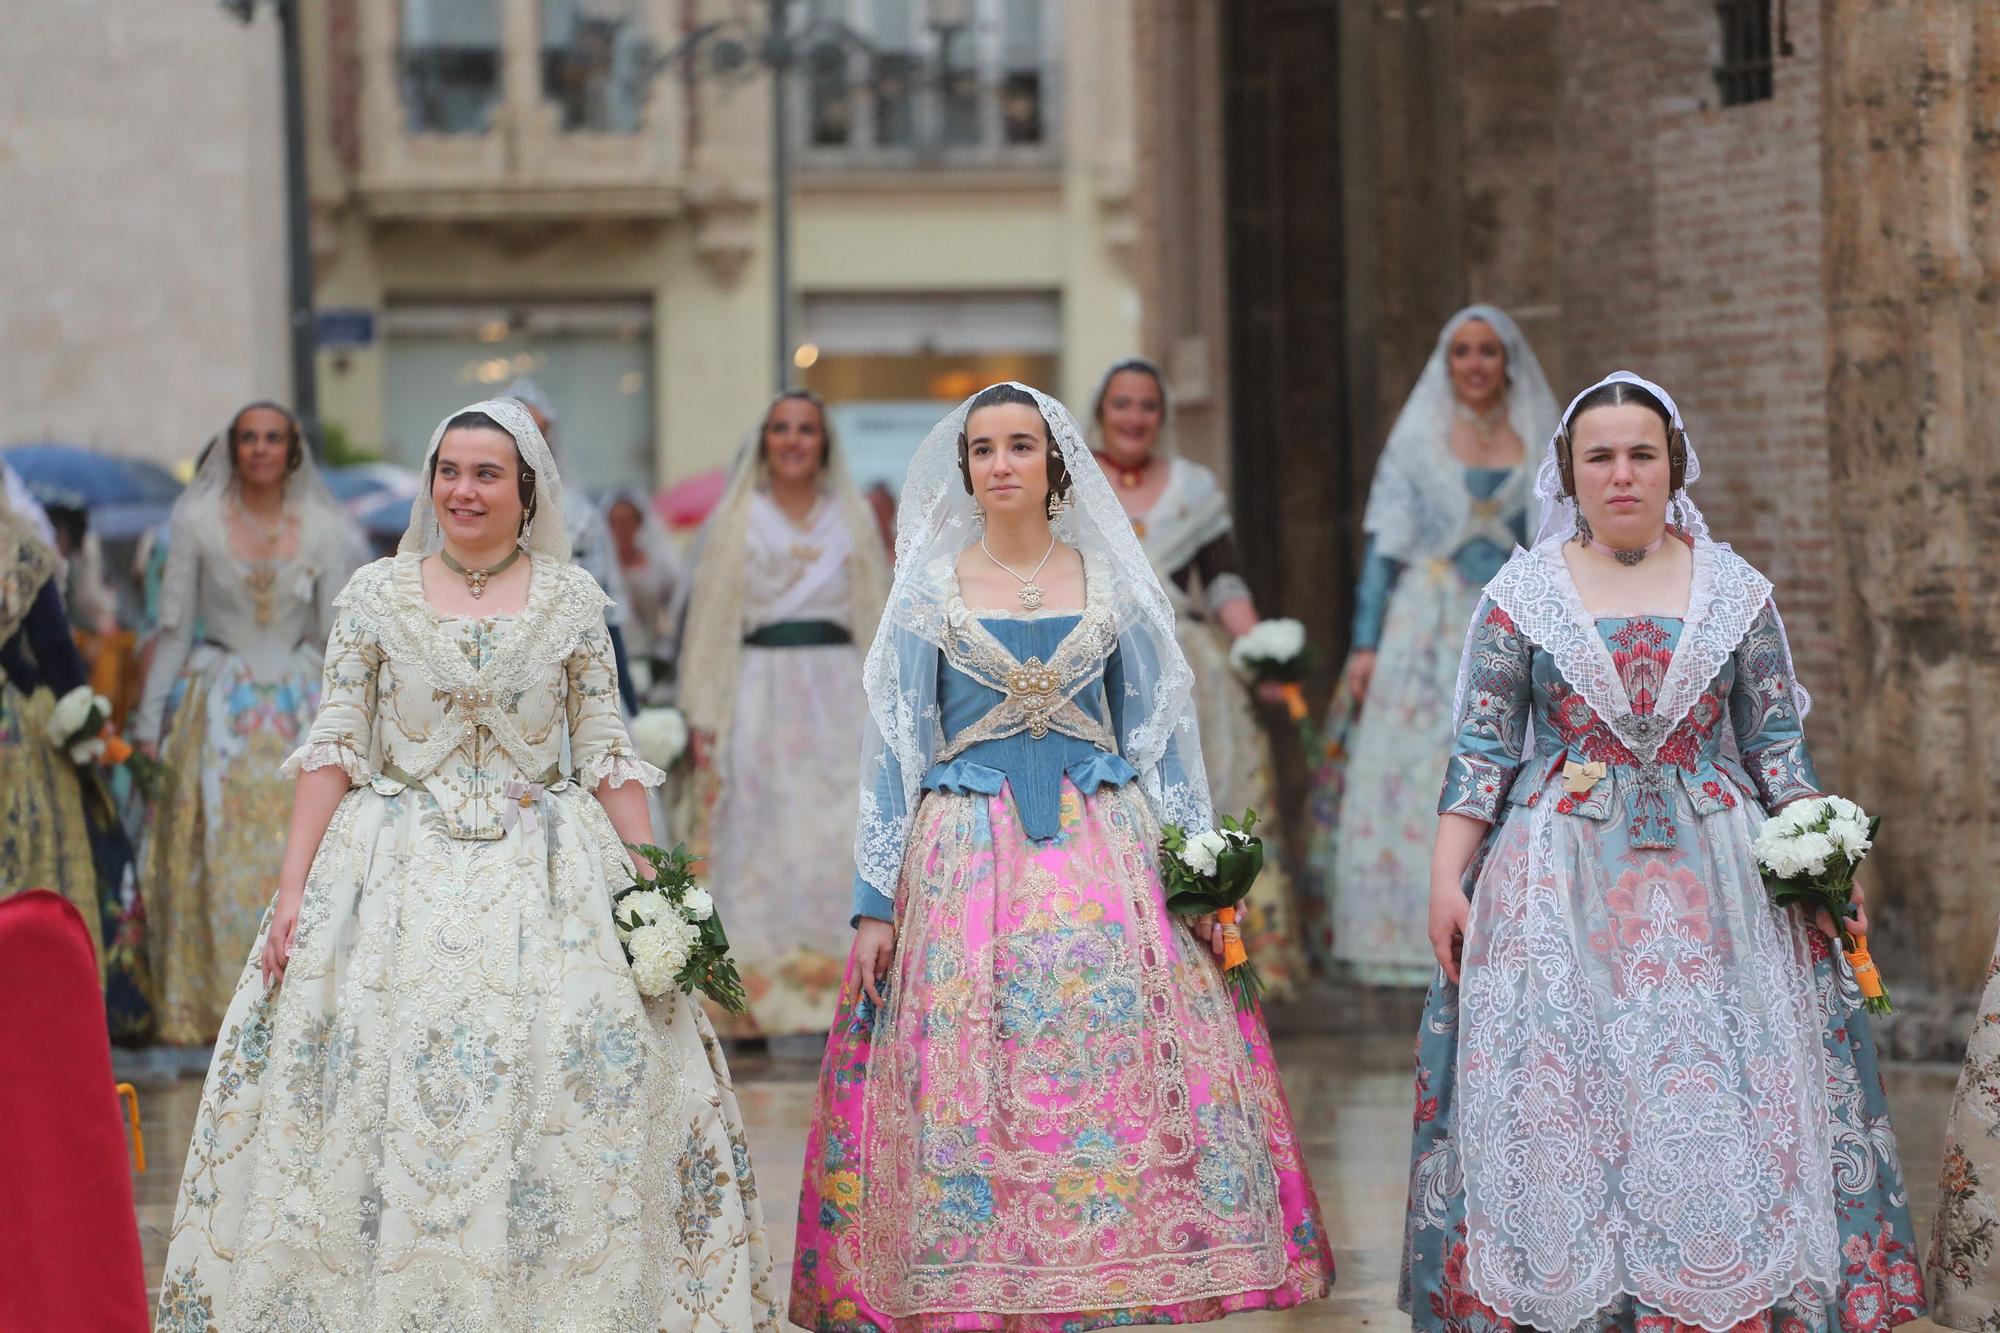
left=1158, top=809, right=1267, bottom=1010
left=1227, top=617, right=1317, bottom=742
left=630, top=706, right=691, bottom=771
left=1752, top=795, right=1891, bottom=1013
left=612, top=842, right=745, bottom=1011
left=46, top=685, right=129, bottom=766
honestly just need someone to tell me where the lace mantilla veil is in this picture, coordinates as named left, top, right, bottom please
left=852, top=382, right=1214, bottom=900
left=1364, top=304, right=1556, bottom=564
left=158, top=406, right=370, bottom=630
left=1453, top=368, right=1813, bottom=768
left=398, top=398, right=572, bottom=564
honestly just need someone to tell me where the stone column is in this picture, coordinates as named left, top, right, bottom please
left=1821, top=0, right=2000, bottom=1055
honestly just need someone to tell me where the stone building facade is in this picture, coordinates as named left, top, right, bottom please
left=0, top=2, right=289, bottom=466
left=1133, top=0, right=1992, bottom=1050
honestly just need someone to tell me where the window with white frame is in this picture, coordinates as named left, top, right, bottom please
left=800, top=0, right=1057, bottom=167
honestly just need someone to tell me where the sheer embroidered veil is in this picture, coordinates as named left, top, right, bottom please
left=1365, top=305, right=1556, bottom=564
left=398, top=398, right=572, bottom=564
left=853, top=382, right=1213, bottom=900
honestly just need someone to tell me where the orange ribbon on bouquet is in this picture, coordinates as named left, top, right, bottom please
left=98, top=725, right=133, bottom=767
left=1844, top=931, right=1886, bottom=1003
left=1214, top=906, right=1250, bottom=973
left=1278, top=682, right=1309, bottom=726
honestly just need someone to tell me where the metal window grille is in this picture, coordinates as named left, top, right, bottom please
left=1714, top=0, right=1776, bottom=107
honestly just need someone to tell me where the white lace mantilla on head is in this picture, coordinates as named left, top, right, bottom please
left=854, top=383, right=1211, bottom=901
left=1475, top=538, right=1773, bottom=763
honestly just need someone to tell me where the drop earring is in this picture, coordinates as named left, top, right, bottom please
left=1574, top=506, right=1593, bottom=546
left=518, top=509, right=535, bottom=551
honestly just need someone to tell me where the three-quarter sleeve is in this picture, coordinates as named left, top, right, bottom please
left=279, top=600, right=380, bottom=784
left=1187, top=534, right=1252, bottom=618
left=1729, top=602, right=1822, bottom=808
left=1436, top=598, right=1534, bottom=822
left=132, top=513, right=200, bottom=743
left=1349, top=537, right=1405, bottom=651
left=567, top=612, right=665, bottom=790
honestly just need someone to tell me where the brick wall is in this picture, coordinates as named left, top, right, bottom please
left=1554, top=0, right=1841, bottom=769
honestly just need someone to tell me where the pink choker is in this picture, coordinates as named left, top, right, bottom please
left=1583, top=531, right=1668, bottom=567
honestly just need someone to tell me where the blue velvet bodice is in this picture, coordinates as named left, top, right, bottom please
left=1352, top=466, right=1522, bottom=649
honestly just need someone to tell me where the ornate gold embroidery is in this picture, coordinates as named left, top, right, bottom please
left=1004, top=656, right=1063, bottom=738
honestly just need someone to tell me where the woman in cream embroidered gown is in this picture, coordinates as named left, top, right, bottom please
left=676, top=391, right=889, bottom=1040
left=1089, top=359, right=1303, bottom=996
left=136, top=402, right=368, bottom=1044
left=1926, top=937, right=2000, bottom=1328
left=156, top=400, right=778, bottom=1333
left=790, top=383, right=1333, bottom=1332
left=1403, top=373, right=1920, bottom=1332
left=1303, top=307, right=1553, bottom=984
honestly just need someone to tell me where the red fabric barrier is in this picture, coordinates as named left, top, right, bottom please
left=0, top=890, right=148, bottom=1332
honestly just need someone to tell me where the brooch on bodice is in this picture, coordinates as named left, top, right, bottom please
left=447, top=685, right=495, bottom=712
left=1004, top=657, right=1062, bottom=739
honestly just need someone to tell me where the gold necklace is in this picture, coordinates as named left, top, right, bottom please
left=439, top=545, right=523, bottom=599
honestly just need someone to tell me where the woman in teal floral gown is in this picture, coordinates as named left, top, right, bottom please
left=1403, top=372, right=1922, bottom=1333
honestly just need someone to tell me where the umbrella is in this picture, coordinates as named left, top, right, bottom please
left=3, top=444, right=184, bottom=542
left=656, top=468, right=728, bottom=530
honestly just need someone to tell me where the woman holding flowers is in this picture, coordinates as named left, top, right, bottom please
left=156, top=400, right=777, bottom=1332
left=1403, top=372, right=1922, bottom=1332
left=1302, top=306, right=1554, bottom=982
left=675, top=389, right=890, bottom=1044
left=790, top=382, right=1333, bottom=1332
left=1089, top=356, right=1303, bottom=994
left=135, top=402, right=369, bottom=1044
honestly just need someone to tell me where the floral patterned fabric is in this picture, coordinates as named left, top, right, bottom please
left=791, top=777, right=1333, bottom=1330
left=1308, top=557, right=1487, bottom=985
left=683, top=492, right=870, bottom=1037
left=1926, top=924, right=2000, bottom=1330
left=138, top=520, right=361, bottom=1044
left=1403, top=589, right=1922, bottom=1333
left=157, top=554, right=778, bottom=1332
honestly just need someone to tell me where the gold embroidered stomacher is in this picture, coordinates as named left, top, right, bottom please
left=935, top=611, right=1120, bottom=763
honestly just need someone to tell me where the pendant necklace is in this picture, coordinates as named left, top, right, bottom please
left=1453, top=400, right=1508, bottom=445
left=440, top=544, right=523, bottom=598
left=981, top=532, right=1058, bottom=610
left=1584, top=532, right=1668, bottom=567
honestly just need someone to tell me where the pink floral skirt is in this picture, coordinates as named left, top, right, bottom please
left=790, top=779, right=1333, bottom=1331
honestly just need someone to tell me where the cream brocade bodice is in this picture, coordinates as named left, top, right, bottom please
left=284, top=554, right=661, bottom=840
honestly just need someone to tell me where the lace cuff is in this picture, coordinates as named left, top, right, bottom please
left=577, top=749, right=667, bottom=791
left=1204, top=572, right=1252, bottom=618
left=280, top=739, right=369, bottom=784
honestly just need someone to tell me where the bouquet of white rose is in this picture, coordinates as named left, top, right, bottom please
left=1227, top=618, right=1317, bottom=746
left=611, top=842, right=746, bottom=1012
left=1752, top=795, right=1891, bottom=1014
left=1159, top=809, right=1267, bottom=1010
left=630, top=706, right=691, bottom=771
left=46, top=685, right=131, bottom=767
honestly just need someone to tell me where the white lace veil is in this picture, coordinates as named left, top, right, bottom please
left=1532, top=369, right=1710, bottom=548
left=854, top=382, right=1212, bottom=900
left=1364, top=305, right=1556, bottom=563
left=1453, top=369, right=1811, bottom=749
left=398, top=398, right=572, bottom=563
left=161, top=404, right=370, bottom=613
left=1086, top=355, right=1178, bottom=455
